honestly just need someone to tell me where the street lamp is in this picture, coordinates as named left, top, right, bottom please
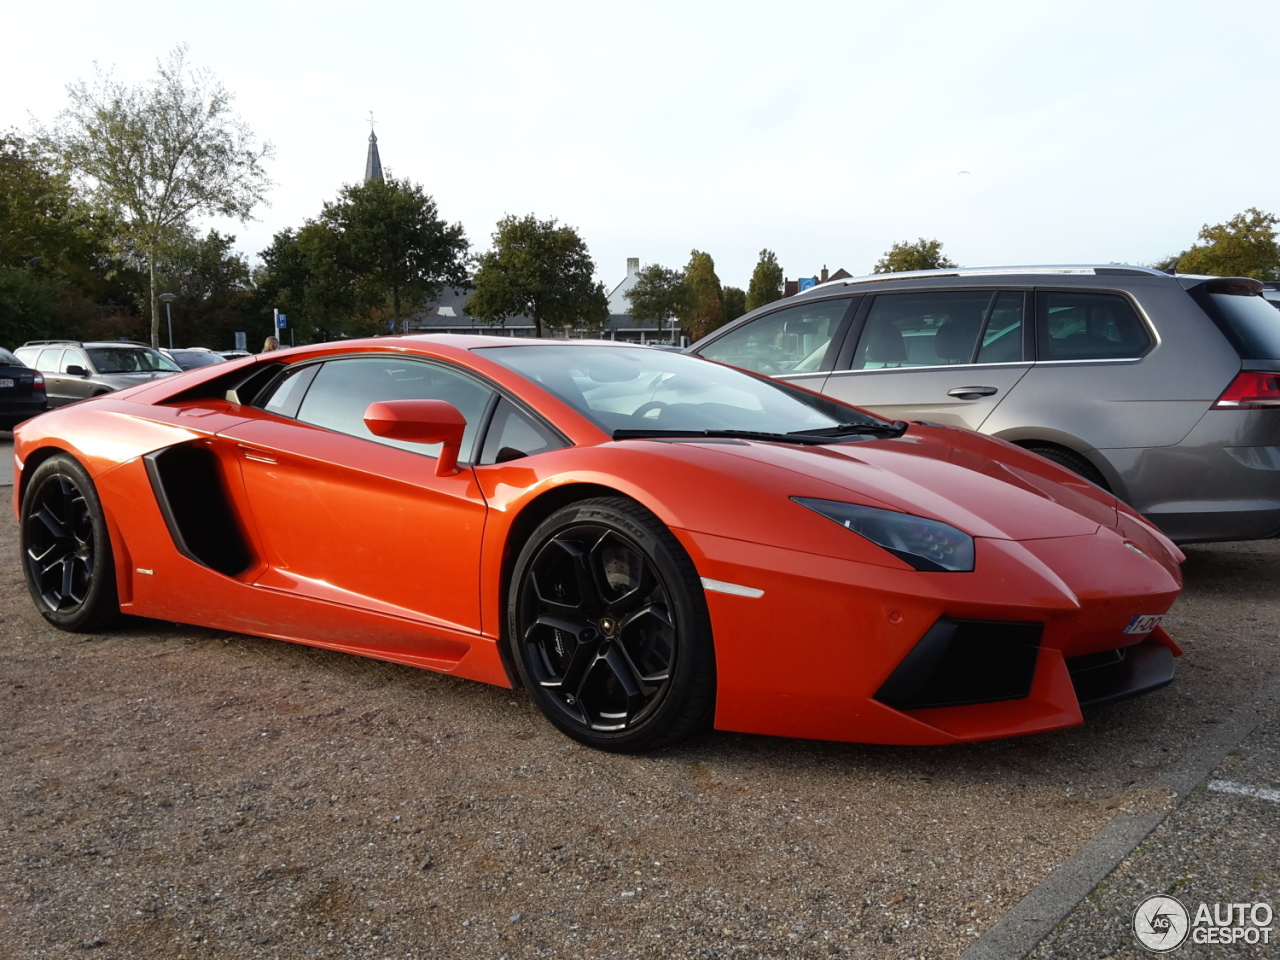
left=159, top=293, right=177, bottom=349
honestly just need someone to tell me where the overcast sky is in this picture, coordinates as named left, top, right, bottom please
left=3, top=0, right=1277, bottom=291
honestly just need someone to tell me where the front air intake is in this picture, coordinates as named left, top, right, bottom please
left=874, top=618, right=1043, bottom=710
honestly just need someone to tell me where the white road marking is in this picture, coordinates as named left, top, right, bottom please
left=1207, top=779, right=1280, bottom=804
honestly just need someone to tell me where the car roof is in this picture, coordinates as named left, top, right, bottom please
left=402, top=334, right=664, bottom=351
left=795, top=264, right=1171, bottom=297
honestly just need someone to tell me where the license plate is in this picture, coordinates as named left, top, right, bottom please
left=1124, top=614, right=1163, bottom=635
left=0, top=378, right=13, bottom=388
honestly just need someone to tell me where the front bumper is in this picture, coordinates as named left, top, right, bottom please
left=681, top=520, right=1182, bottom=745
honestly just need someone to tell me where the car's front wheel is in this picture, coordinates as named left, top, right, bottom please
left=507, top=497, right=715, bottom=752
left=20, top=454, right=120, bottom=632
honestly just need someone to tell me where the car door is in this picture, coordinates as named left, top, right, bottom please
left=821, top=289, right=1032, bottom=429
left=28, top=348, right=69, bottom=406
left=215, top=354, right=495, bottom=636
left=57, top=347, right=98, bottom=403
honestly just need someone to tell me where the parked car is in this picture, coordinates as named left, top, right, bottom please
left=0, top=347, right=48, bottom=430
left=14, top=340, right=182, bottom=407
left=216, top=349, right=253, bottom=361
left=162, top=347, right=229, bottom=370
left=13, top=337, right=1182, bottom=751
left=689, top=266, right=1280, bottom=544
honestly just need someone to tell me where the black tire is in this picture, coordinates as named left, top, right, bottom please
left=1023, top=444, right=1111, bottom=491
left=20, top=454, right=120, bottom=632
left=507, top=497, right=716, bottom=752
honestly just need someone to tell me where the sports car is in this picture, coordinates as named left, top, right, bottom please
left=12, top=336, right=1184, bottom=751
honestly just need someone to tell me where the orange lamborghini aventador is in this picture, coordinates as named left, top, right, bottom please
left=12, top=337, right=1184, bottom=751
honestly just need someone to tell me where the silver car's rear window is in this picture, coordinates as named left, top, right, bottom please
left=1195, top=290, right=1280, bottom=360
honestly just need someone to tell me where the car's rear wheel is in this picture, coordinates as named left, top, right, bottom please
left=508, top=497, right=715, bottom=752
left=21, top=454, right=119, bottom=632
left=1024, top=444, right=1111, bottom=492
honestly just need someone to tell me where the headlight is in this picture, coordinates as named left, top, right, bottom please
left=792, top=497, right=975, bottom=572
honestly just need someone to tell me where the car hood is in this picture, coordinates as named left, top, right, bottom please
left=677, top=427, right=1120, bottom=541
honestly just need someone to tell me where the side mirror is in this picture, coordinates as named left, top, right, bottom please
left=363, top=399, right=467, bottom=477
left=65, top=365, right=89, bottom=377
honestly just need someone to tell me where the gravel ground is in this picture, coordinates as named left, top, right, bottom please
left=1030, top=711, right=1280, bottom=959
left=1, top=478, right=1277, bottom=959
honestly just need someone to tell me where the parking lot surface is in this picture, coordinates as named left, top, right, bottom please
left=1, top=455, right=1277, bottom=958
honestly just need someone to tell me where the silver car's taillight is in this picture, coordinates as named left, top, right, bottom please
left=1212, top=371, right=1280, bottom=409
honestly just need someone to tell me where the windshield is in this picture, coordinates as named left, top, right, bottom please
left=0, top=347, right=20, bottom=365
left=87, top=347, right=182, bottom=374
left=476, top=344, right=887, bottom=437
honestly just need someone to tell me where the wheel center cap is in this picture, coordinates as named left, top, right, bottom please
left=598, top=617, right=618, bottom=638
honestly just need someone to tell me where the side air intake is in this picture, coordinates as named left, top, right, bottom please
left=144, top=443, right=253, bottom=577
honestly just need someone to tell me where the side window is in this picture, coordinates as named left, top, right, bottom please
left=59, top=349, right=89, bottom=373
left=35, top=348, right=64, bottom=373
left=260, top=363, right=321, bottom=419
left=975, top=292, right=1026, bottom=364
left=296, top=356, right=494, bottom=461
left=478, top=398, right=565, bottom=465
left=1037, top=292, right=1152, bottom=360
left=694, top=298, right=851, bottom=375
left=850, top=291, right=994, bottom=369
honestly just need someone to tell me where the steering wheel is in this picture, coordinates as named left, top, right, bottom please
left=633, top=400, right=668, bottom=420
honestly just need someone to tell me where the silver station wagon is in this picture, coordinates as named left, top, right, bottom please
left=689, top=266, right=1280, bottom=543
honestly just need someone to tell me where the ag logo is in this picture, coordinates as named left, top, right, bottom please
left=1133, top=895, right=1190, bottom=951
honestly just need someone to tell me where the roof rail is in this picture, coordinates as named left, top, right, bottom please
left=814, top=264, right=1170, bottom=290
left=20, top=339, right=82, bottom=347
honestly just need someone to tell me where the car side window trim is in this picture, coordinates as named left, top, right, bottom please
left=1033, top=288, right=1159, bottom=363
left=833, top=289, right=1034, bottom=371
left=694, top=295, right=859, bottom=375
left=253, top=352, right=571, bottom=466
left=831, top=296, right=873, bottom=370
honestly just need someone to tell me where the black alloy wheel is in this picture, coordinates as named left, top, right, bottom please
left=508, top=497, right=715, bottom=752
left=21, top=454, right=119, bottom=631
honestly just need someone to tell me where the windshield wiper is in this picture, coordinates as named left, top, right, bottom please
left=612, top=428, right=836, bottom=445
left=788, top=420, right=909, bottom=439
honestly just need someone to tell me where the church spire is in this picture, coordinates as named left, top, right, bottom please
left=364, top=112, right=383, bottom=182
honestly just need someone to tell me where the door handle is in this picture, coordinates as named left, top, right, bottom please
left=237, top=444, right=278, bottom=464
left=947, top=385, right=998, bottom=400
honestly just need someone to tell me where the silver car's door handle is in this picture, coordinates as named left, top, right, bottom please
left=947, top=385, right=999, bottom=400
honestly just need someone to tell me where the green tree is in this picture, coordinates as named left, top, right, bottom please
left=154, top=228, right=253, bottom=348
left=466, top=214, right=608, bottom=338
left=0, top=132, right=134, bottom=346
left=255, top=223, right=360, bottom=345
left=1176, top=208, right=1280, bottom=280
left=625, top=263, right=689, bottom=337
left=745, top=249, right=784, bottom=311
left=721, top=286, right=747, bottom=324
left=47, top=44, right=272, bottom=347
left=872, top=238, right=956, bottom=274
left=681, top=249, right=724, bottom=342
left=0, top=271, right=59, bottom=347
left=320, top=176, right=468, bottom=323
